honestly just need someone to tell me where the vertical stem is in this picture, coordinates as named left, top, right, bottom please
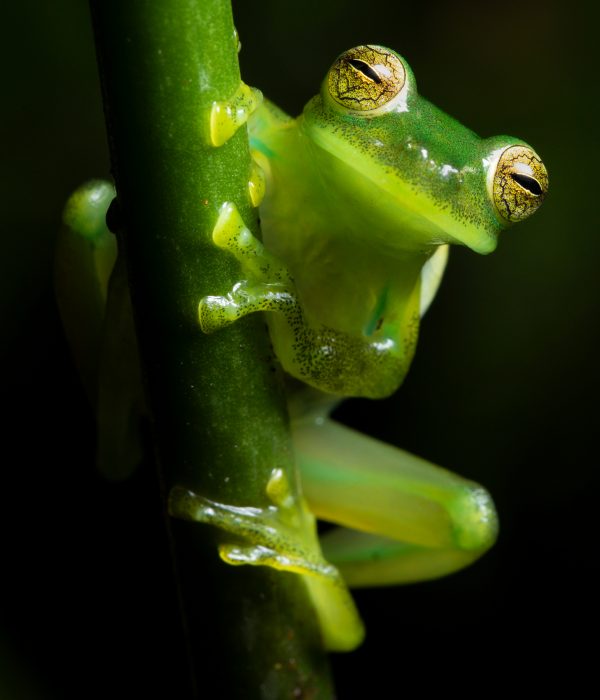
left=89, top=0, right=334, bottom=696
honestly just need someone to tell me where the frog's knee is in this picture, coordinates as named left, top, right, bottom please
left=448, top=484, right=498, bottom=553
left=63, top=180, right=115, bottom=244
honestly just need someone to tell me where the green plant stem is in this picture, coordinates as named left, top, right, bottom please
left=88, top=0, right=334, bottom=696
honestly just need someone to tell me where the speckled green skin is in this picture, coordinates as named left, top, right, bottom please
left=230, top=51, right=530, bottom=399
left=60, top=48, right=530, bottom=652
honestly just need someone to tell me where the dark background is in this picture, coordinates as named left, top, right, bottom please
left=2, top=0, right=598, bottom=696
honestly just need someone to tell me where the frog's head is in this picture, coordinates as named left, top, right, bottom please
left=300, top=45, right=548, bottom=255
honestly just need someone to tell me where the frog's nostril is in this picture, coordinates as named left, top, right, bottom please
left=510, top=173, right=543, bottom=196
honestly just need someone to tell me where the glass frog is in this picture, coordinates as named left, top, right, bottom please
left=56, top=45, right=548, bottom=652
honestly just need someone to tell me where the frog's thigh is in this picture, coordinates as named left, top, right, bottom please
left=293, top=419, right=498, bottom=587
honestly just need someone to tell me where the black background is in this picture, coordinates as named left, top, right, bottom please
left=2, top=0, right=598, bottom=696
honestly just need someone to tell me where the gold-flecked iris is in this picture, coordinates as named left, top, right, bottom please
left=493, top=145, right=548, bottom=222
left=327, top=45, right=405, bottom=112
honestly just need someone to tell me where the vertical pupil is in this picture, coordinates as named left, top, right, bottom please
left=347, top=59, right=382, bottom=84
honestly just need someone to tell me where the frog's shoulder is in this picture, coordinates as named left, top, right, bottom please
left=249, top=98, right=294, bottom=154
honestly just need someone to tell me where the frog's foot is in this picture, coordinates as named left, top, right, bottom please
left=169, top=469, right=332, bottom=577
left=169, top=468, right=364, bottom=651
left=198, top=202, right=298, bottom=334
left=210, top=81, right=263, bottom=147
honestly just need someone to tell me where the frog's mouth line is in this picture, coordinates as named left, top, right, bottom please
left=302, top=120, right=499, bottom=256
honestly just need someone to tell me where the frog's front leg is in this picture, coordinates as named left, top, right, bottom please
left=169, top=467, right=364, bottom=651
left=195, top=203, right=365, bottom=650
left=198, top=201, right=295, bottom=333
left=293, top=416, right=498, bottom=587
left=199, top=203, right=415, bottom=398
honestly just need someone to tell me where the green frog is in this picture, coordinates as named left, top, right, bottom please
left=57, top=45, right=548, bottom=652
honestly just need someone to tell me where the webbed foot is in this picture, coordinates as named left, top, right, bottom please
left=169, top=468, right=364, bottom=651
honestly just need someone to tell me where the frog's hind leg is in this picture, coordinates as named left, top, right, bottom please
left=56, top=181, right=145, bottom=480
left=95, top=255, right=146, bottom=479
left=293, top=417, right=498, bottom=587
left=56, top=180, right=118, bottom=401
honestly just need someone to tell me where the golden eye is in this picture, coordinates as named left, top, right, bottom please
left=493, top=145, right=548, bottom=222
left=327, top=45, right=406, bottom=112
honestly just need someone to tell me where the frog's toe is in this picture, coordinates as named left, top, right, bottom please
left=198, top=294, right=240, bottom=333
left=219, top=542, right=335, bottom=578
left=219, top=543, right=275, bottom=566
left=210, top=82, right=263, bottom=147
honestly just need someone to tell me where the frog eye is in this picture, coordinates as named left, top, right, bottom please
left=492, top=145, right=548, bottom=222
left=327, top=45, right=406, bottom=112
